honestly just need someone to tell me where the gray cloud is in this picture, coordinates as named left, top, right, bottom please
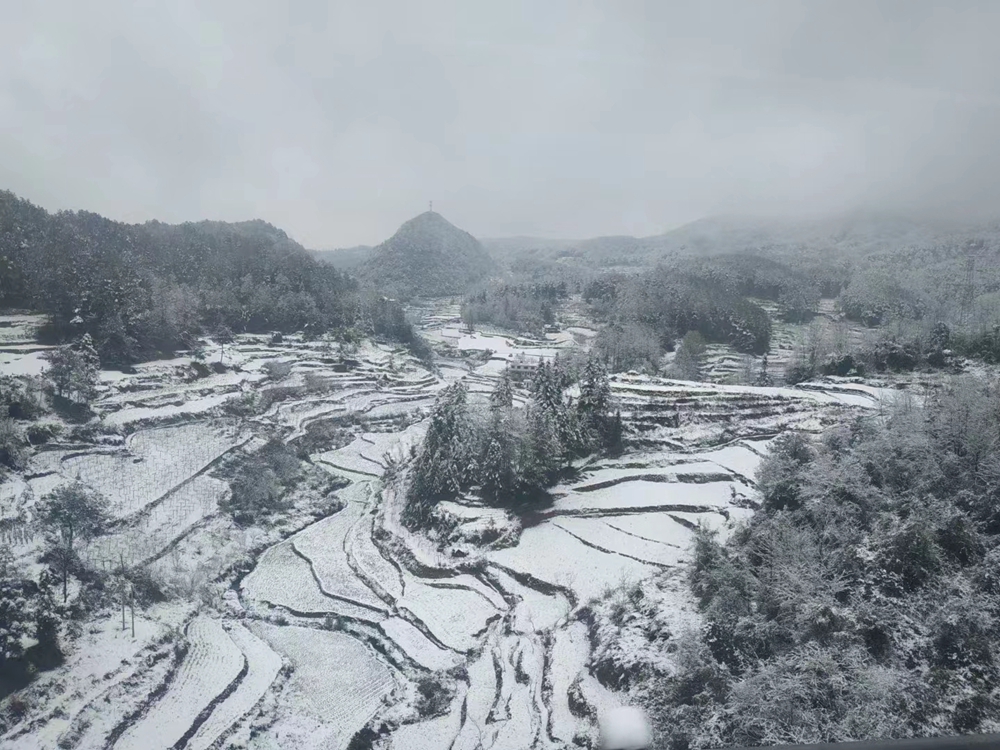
left=2, top=1, right=1000, bottom=246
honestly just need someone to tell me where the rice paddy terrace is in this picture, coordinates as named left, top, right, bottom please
left=0, top=308, right=900, bottom=750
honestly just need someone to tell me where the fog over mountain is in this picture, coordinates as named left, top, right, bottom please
left=4, top=1, right=1000, bottom=248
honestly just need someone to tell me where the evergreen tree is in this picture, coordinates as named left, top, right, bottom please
left=577, top=356, right=612, bottom=450
left=405, top=382, right=470, bottom=524
left=523, top=403, right=563, bottom=490
left=480, top=429, right=516, bottom=503
left=490, top=370, right=514, bottom=412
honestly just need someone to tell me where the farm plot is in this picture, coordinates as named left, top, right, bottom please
left=489, top=523, right=656, bottom=605
left=316, top=441, right=384, bottom=477
left=114, top=616, right=245, bottom=750
left=87, top=473, right=227, bottom=568
left=548, top=621, right=591, bottom=744
left=186, top=622, right=283, bottom=750
left=451, top=644, right=500, bottom=750
left=552, top=517, right=687, bottom=567
left=348, top=512, right=404, bottom=600
left=599, top=512, right=694, bottom=549
left=699, top=443, right=766, bottom=482
left=242, top=541, right=383, bottom=622
left=552, top=480, right=738, bottom=515
left=61, top=423, right=237, bottom=518
left=253, top=623, right=396, bottom=749
left=488, top=566, right=570, bottom=633
left=568, top=461, right=738, bottom=492
left=398, top=576, right=501, bottom=653
left=292, top=503, right=389, bottom=613
left=380, top=616, right=462, bottom=671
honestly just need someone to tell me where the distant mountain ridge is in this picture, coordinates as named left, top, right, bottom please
left=309, top=245, right=372, bottom=270
left=360, top=211, right=497, bottom=298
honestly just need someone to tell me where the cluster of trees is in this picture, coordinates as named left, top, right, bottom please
left=404, top=360, right=622, bottom=527
left=782, top=320, right=1000, bottom=383
left=837, top=269, right=928, bottom=327
left=610, top=378, right=1000, bottom=747
left=687, top=253, right=823, bottom=322
left=584, top=268, right=772, bottom=374
left=0, top=191, right=427, bottom=367
left=219, top=439, right=303, bottom=526
left=461, top=281, right=568, bottom=334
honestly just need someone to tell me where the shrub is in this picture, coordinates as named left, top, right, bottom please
left=0, top=417, right=27, bottom=471
left=26, top=422, right=63, bottom=446
left=262, top=359, right=292, bottom=380
left=414, top=675, right=453, bottom=718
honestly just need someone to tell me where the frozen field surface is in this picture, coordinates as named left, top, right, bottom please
left=114, top=616, right=244, bottom=750
left=253, top=623, right=396, bottom=749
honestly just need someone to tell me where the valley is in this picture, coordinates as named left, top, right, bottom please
left=0, top=302, right=904, bottom=750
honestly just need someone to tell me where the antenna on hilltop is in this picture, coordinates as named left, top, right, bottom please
left=429, top=200, right=433, bottom=213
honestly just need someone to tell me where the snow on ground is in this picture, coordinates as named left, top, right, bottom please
left=241, top=541, right=384, bottom=622
left=489, top=523, right=657, bottom=605
left=553, top=480, right=737, bottom=515
left=552, top=517, right=688, bottom=567
left=2, top=302, right=914, bottom=750
left=348, top=511, right=405, bottom=600
left=86, top=473, right=228, bottom=567
left=380, top=616, right=463, bottom=671
left=489, top=566, right=571, bottom=633
left=398, top=574, right=501, bottom=653
left=252, top=623, right=396, bottom=750
left=600, top=513, right=696, bottom=549
left=115, top=615, right=245, bottom=750
left=389, top=683, right=467, bottom=750
left=549, top=621, right=591, bottom=744
left=292, top=503, right=389, bottom=613
left=61, top=422, right=238, bottom=518
left=186, top=622, right=283, bottom=750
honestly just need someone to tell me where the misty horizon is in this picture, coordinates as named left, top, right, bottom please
left=5, top=1, right=1000, bottom=248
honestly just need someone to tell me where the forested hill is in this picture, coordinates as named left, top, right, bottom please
left=0, top=190, right=421, bottom=367
left=360, top=210, right=497, bottom=299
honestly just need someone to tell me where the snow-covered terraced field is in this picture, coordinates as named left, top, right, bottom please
left=114, top=616, right=245, bottom=750
left=242, top=541, right=385, bottom=621
left=292, top=502, right=389, bottom=613
left=253, top=623, right=396, bottom=749
left=186, top=622, right=283, bottom=750
left=2, top=307, right=905, bottom=750
left=61, top=422, right=238, bottom=517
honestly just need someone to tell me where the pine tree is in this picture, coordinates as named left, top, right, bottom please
left=577, top=357, right=612, bottom=450
left=523, top=404, right=562, bottom=491
left=490, top=370, right=514, bottom=412
left=405, top=382, right=471, bottom=524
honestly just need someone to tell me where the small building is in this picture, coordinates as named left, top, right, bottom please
left=507, top=352, right=545, bottom=381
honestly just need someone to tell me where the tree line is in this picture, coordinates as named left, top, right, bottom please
left=461, top=281, right=568, bottom=334
left=584, top=267, right=773, bottom=373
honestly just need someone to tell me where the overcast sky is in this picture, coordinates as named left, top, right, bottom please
left=3, top=1, right=1000, bottom=247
